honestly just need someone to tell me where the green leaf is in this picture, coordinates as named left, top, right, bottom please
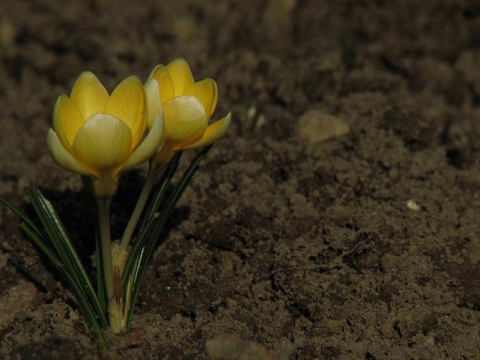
left=121, top=153, right=183, bottom=296
left=1, top=188, right=108, bottom=344
left=25, top=187, right=108, bottom=328
left=124, top=145, right=214, bottom=329
left=95, top=229, right=107, bottom=315
left=18, top=214, right=107, bottom=346
left=141, top=152, right=182, bottom=229
left=0, top=192, right=43, bottom=237
left=163, top=145, right=213, bottom=220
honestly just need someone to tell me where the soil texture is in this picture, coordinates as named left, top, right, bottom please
left=1, top=0, right=480, bottom=358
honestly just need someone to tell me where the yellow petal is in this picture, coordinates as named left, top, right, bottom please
left=53, top=94, right=85, bottom=149
left=105, top=76, right=146, bottom=150
left=150, top=65, right=176, bottom=103
left=144, top=77, right=163, bottom=129
left=181, top=112, right=231, bottom=150
left=72, top=113, right=132, bottom=175
left=125, top=112, right=165, bottom=169
left=163, top=95, right=207, bottom=148
left=166, top=58, right=195, bottom=96
left=47, top=129, right=91, bottom=175
left=70, top=71, right=109, bottom=120
left=184, top=78, right=218, bottom=120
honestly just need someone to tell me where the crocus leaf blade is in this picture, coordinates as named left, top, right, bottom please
left=124, top=145, right=213, bottom=330
left=25, top=187, right=108, bottom=328
left=0, top=191, right=43, bottom=237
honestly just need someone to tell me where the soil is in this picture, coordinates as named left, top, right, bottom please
left=1, top=0, right=480, bottom=359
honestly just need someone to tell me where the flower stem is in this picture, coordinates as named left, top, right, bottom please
left=96, top=197, right=114, bottom=303
left=118, top=165, right=159, bottom=255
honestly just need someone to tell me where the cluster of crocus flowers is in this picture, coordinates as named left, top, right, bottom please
left=48, top=59, right=230, bottom=196
left=47, top=72, right=164, bottom=198
left=45, top=59, right=230, bottom=334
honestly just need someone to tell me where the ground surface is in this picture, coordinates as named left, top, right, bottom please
left=1, top=0, right=480, bottom=359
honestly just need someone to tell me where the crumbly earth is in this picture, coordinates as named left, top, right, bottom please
left=1, top=0, right=480, bottom=359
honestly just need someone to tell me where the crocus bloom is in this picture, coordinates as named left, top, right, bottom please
left=145, top=58, right=231, bottom=164
left=47, top=72, right=164, bottom=197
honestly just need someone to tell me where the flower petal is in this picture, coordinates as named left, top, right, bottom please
left=144, top=77, right=163, bottom=129
left=181, top=112, right=231, bottom=150
left=105, top=76, right=146, bottom=150
left=125, top=112, right=165, bottom=169
left=47, top=129, right=91, bottom=175
left=72, top=113, right=132, bottom=175
left=184, top=78, right=218, bottom=120
left=163, top=95, right=207, bottom=148
left=150, top=65, right=176, bottom=103
left=53, top=94, right=85, bottom=149
left=70, top=71, right=109, bottom=120
left=166, top=58, right=195, bottom=96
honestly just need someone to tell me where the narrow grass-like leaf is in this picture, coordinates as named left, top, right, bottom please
left=20, top=223, right=106, bottom=346
left=36, top=189, right=108, bottom=326
left=122, top=213, right=160, bottom=288
left=25, top=187, right=108, bottom=328
left=19, top=223, right=63, bottom=270
left=95, top=230, right=107, bottom=315
left=0, top=193, right=43, bottom=237
left=25, top=187, right=76, bottom=274
left=141, top=153, right=182, bottom=229
left=163, top=145, right=213, bottom=220
left=121, top=154, right=183, bottom=302
left=124, top=145, right=213, bottom=329
left=1, top=188, right=108, bottom=342
left=124, top=248, right=147, bottom=329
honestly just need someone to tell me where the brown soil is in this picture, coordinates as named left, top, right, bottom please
left=1, top=0, right=480, bottom=359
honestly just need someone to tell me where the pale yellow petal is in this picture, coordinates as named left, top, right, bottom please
left=53, top=94, right=85, bottom=149
left=47, top=129, right=91, bottom=175
left=166, top=58, right=195, bottom=96
left=124, top=112, right=165, bottom=169
left=181, top=112, right=231, bottom=150
left=150, top=65, right=176, bottom=103
left=163, top=95, right=207, bottom=148
left=72, top=113, right=132, bottom=175
left=144, top=77, right=163, bottom=129
left=184, top=78, right=218, bottom=120
left=105, top=76, right=146, bottom=150
left=70, top=71, right=109, bottom=120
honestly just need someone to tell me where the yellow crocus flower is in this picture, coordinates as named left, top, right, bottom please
left=47, top=72, right=165, bottom=197
left=145, top=58, right=231, bottom=164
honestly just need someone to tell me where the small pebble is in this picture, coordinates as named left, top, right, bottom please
left=297, top=110, right=349, bottom=144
